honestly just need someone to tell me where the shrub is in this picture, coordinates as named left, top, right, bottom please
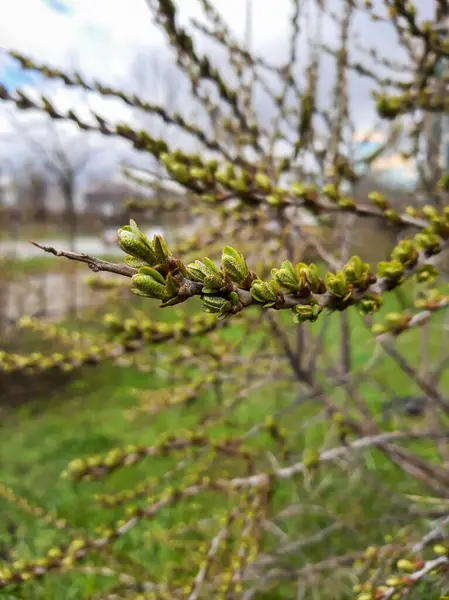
left=2, top=1, right=449, bottom=599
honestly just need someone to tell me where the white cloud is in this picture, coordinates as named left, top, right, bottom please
left=0, top=1, right=158, bottom=89
left=0, top=0, right=296, bottom=82
left=0, top=0, right=434, bottom=183
left=0, top=0, right=296, bottom=169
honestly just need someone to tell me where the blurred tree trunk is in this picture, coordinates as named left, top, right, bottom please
left=61, top=175, right=78, bottom=315
left=61, top=176, right=77, bottom=253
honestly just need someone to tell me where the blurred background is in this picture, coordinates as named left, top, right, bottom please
left=2, top=2, right=449, bottom=598
left=0, top=0, right=440, bottom=332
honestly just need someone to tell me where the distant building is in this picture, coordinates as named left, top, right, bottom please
left=17, top=177, right=66, bottom=218
left=423, top=45, right=448, bottom=180
left=281, top=170, right=320, bottom=229
left=83, top=180, right=148, bottom=219
left=0, top=175, right=17, bottom=208
left=420, top=19, right=449, bottom=205
left=353, top=132, right=418, bottom=190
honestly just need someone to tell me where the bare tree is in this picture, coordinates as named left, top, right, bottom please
left=4, top=1, right=449, bottom=598
left=120, top=49, right=202, bottom=223
left=15, top=118, right=100, bottom=250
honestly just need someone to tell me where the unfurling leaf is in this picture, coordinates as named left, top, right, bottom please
left=271, top=260, right=303, bottom=294
left=416, top=265, right=439, bottom=283
left=292, top=302, right=321, bottom=323
left=344, top=256, right=370, bottom=286
left=391, top=239, right=418, bottom=267
left=415, top=232, right=440, bottom=256
left=118, top=226, right=157, bottom=265
left=358, top=293, right=383, bottom=315
left=250, top=279, right=281, bottom=307
left=187, top=260, right=208, bottom=282
left=118, top=220, right=172, bottom=267
left=152, top=235, right=171, bottom=263
left=187, top=258, right=224, bottom=292
left=200, top=295, right=233, bottom=320
left=124, top=256, right=151, bottom=268
left=304, top=263, right=321, bottom=292
left=324, top=271, right=351, bottom=300
left=131, top=267, right=167, bottom=300
left=118, top=220, right=156, bottom=262
left=221, top=246, right=250, bottom=286
left=255, top=171, right=271, bottom=191
left=165, top=273, right=181, bottom=297
left=377, top=260, right=404, bottom=284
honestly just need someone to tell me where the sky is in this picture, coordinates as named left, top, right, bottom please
left=0, top=0, right=310, bottom=184
left=0, top=0, right=436, bottom=188
left=0, top=0, right=302, bottom=95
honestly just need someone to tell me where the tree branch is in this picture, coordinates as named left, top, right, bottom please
left=29, top=241, right=137, bottom=278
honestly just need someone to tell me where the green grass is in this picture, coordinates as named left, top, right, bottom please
left=1, top=254, right=123, bottom=278
left=1, top=283, right=449, bottom=599
left=0, top=223, right=95, bottom=243
left=2, top=256, right=67, bottom=276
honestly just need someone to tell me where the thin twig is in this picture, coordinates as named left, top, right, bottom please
left=30, top=241, right=137, bottom=278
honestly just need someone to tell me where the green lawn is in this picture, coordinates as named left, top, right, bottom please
left=0, top=223, right=94, bottom=243
left=1, top=283, right=449, bottom=599
left=1, top=254, right=123, bottom=278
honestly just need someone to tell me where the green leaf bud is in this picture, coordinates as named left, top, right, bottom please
left=291, top=182, right=305, bottom=197
left=221, top=246, right=250, bottom=285
left=338, top=197, right=356, bottom=210
left=124, top=255, right=150, bottom=268
left=344, top=255, right=370, bottom=285
left=202, top=257, right=220, bottom=275
left=368, top=191, right=386, bottom=209
left=170, top=163, right=190, bottom=181
left=206, top=159, right=218, bottom=172
left=223, top=162, right=235, bottom=179
left=397, top=559, right=415, bottom=572
left=118, top=222, right=157, bottom=265
left=371, top=323, right=387, bottom=336
left=190, top=167, right=209, bottom=182
left=152, top=235, right=171, bottom=263
left=391, top=239, right=418, bottom=266
left=358, top=293, right=383, bottom=315
left=377, top=260, right=404, bottom=284
left=405, top=205, right=418, bottom=217
left=322, top=184, right=338, bottom=200
left=304, top=263, right=322, bottom=292
left=416, top=264, right=439, bottom=283
left=250, top=279, right=280, bottom=305
left=187, top=258, right=224, bottom=291
left=165, top=273, right=181, bottom=297
left=292, top=302, right=322, bottom=323
left=229, top=291, right=239, bottom=305
left=266, top=193, right=281, bottom=206
left=422, top=204, right=438, bottom=219
left=415, top=232, right=441, bottom=255
left=230, top=178, right=247, bottom=193
left=201, top=296, right=232, bottom=319
left=384, top=208, right=401, bottom=224
left=131, top=267, right=167, bottom=299
left=385, top=312, right=408, bottom=331
left=303, top=448, right=320, bottom=469
left=187, top=260, right=208, bottom=282
left=271, top=260, right=302, bottom=293
left=324, top=271, right=350, bottom=299
left=255, top=172, right=271, bottom=191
